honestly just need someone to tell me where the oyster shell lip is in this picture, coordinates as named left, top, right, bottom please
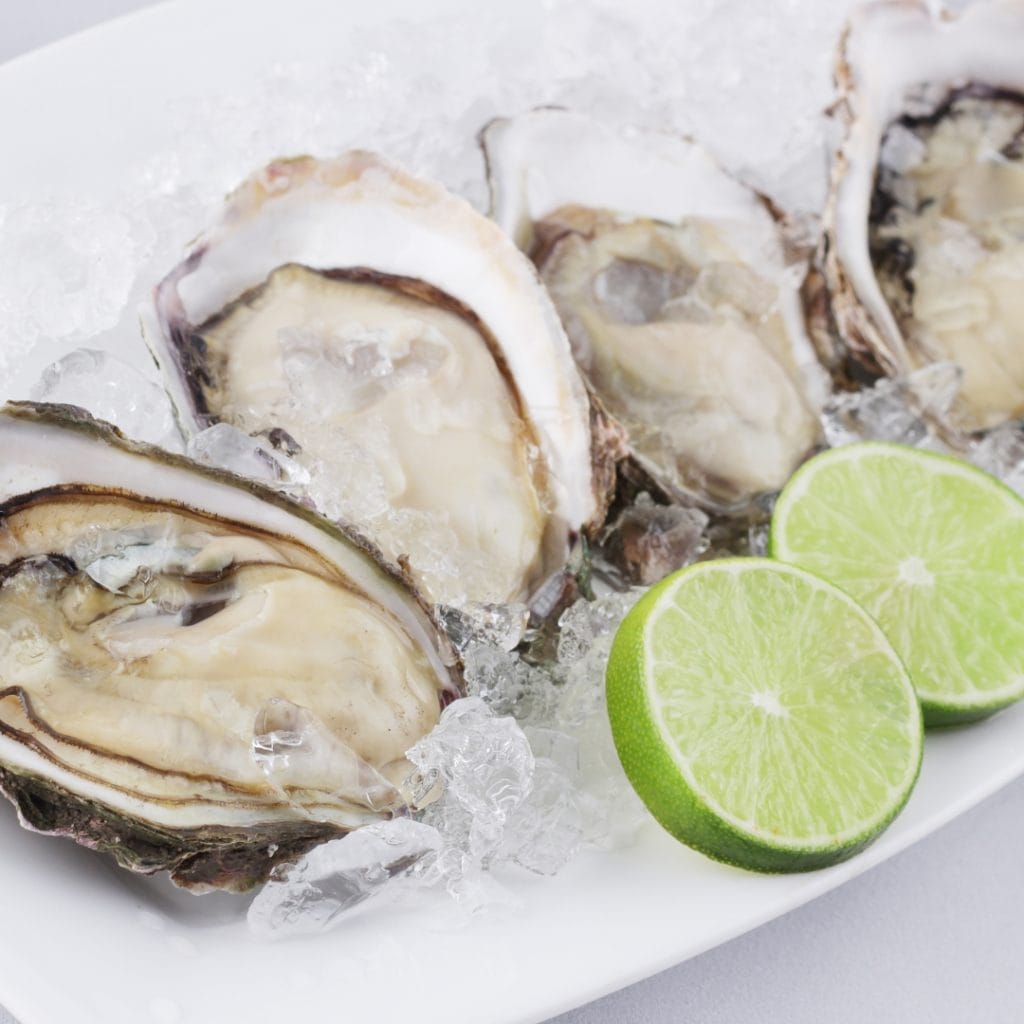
left=0, top=401, right=460, bottom=891
left=823, top=0, right=1024, bottom=383
left=481, top=108, right=782, bottom=257
left=482, top=108, right=829, bottom=513
left=1, top=400, right=459, bottom=673
left=141, top=152, right=611, bottom=607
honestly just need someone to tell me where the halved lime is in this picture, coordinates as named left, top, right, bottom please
left=606, top=559, right=922, bottom=872
left=771, top=442, right=1024, bottom=726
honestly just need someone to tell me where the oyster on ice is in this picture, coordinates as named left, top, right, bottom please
left=482, top=109, right=828, bottom=512
left=823, top=0, right=1024, bottom=433
left=0, top=403, right=457, bottom=891
left=143, top=153, right=611, bottom=609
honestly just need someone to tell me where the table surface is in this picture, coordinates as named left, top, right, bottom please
left=1, top=4, right=1023, bottom=1024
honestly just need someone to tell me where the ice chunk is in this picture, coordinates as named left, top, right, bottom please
left=248, top=593, right=649, bottom=934
left=250, top=698, right=547, bottom=935
left=747, top=522, right=770, bottom=557
left=247, top=818, right=443, bottom=938
left=459, top=591, right=649, bottom=856
left=551, top=592, right=649, bottom=845
left=382, top=508, right=469, bottom=606
left=970, top=423, right=1024, bottom=497
left=187, top=423, right=310, bottom=494
left=601, top=494, right=709, bottom=586
left=408, top=697, right=534, bottom=849
left=499, top=753, right=583, bottom=875
left=436, top=602, right=530, bottom=653
left=822, top=363, right=962, bottom=448
left=461, top=642, right=557, bottom=724
left=30, top=349, right=185, bottom=453
left=404, top=697, right=539, bottom=907
left=557, top=589, right=643, bottom=668
left=303, top=432, right=391, bottom=524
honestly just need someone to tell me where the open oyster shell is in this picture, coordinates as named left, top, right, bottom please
left=0, top=403, right=457, bottom=892
left=143, top=153, right=614, bottom=610
left=823, top=0, right=1024, bottom=433
left=482, top=109, right=828, bottom=513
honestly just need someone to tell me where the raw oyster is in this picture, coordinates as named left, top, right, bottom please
left=0, top=403, right=457, bottom=892
left=823, top=0, right=1024, bottom=433
left=482, top=109, right=828, bottom=512
left=143, top=153, right=611, bottom=609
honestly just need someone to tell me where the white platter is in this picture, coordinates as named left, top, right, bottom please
left=1, top=2, right=1024, bottom=1022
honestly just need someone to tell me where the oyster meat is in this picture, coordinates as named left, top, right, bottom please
left=0, top=403, right=456, bottom=891
left=144, top=153, right=610, bottom=609
left=824, top=0, right=1024, bottom=433
left=482, top=109, right=828, bottom=511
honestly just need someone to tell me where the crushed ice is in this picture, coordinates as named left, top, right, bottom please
left=821, top=362, right=963, bottom=450
left=248, top=592, right=649, bottom=937
left=969, top=423, right=1024, bottom=497
left=187, top=422, right=311, bottom=496
left=6, top=0, right=1024, bottom=939
left=249, top=819, right=444, bottom=937
left=2, top=0, right=857, bottom=405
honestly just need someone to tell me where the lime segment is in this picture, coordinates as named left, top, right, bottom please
left=770, top=442, right=1024, bottom=725
left=606, top=558, right=922, bottom=872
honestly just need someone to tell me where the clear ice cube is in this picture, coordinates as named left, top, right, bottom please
left=436, top=602, right=530, bottom=653
left=187, top=422, right=310, bottom=493
left=557, top=590, right=643, bottom=668
left=408, top=697, right=535, bottom=842
left=970, top=423, right=1024, bottom=497
left=30, top=348, right=185, bottom=453
left=821, top=363, right=962, bottom=449
left=247, top=818, right=444, bottom=938
left=747, top=522, right=770, bottom=557
left=438, top=591, right=651, bottom=868
left=500, top=755, right=583, bottom=876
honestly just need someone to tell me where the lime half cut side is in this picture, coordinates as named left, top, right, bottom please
left=771, top=442, right=1024, bottom=726
left=606, top=559, right=923, bottom=873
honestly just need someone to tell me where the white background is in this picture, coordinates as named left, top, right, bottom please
left=1, top=4, right=1023, bottom=1023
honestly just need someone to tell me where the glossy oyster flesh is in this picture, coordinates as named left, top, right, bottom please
left=482, top=109, right=828, bottom=511
left=144, top=153, right=610, bottom=609
left=0, top=403, right=457, bottom=892
left=824, top=0, right=1024, bottom=433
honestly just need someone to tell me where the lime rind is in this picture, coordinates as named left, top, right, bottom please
left=606, top=558, right=923, bottom=873
left=770, top=442, right=1024, bottom=725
